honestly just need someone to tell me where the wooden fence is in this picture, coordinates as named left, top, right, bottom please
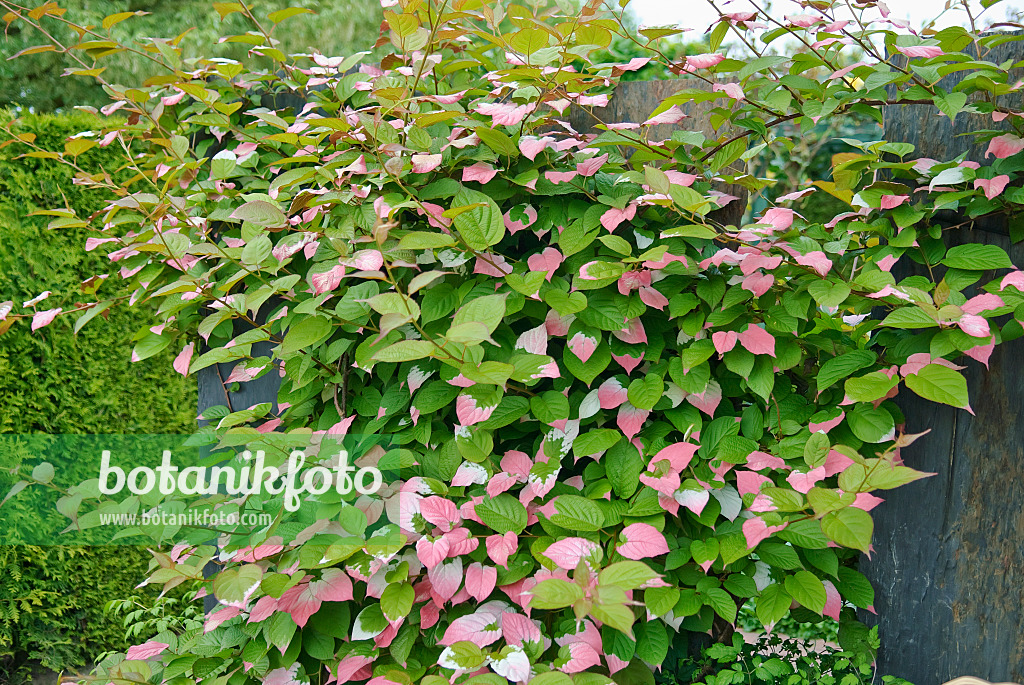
left=196, top=65, right=1024, bottom=682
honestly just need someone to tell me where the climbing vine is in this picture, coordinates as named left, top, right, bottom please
left=4, top=0, right=1024, bottom=683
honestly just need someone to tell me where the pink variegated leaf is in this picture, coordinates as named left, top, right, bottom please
left=616, top=404, right=650, bottom=440
left=567, top=331, right=598, bottom=363
left=962, top=293, right=1004, bottom=315
left=600, top=204, right=637, bottom=232
left=786, top=466, right=826, bottom=493
left=527, top=247, right=564, bottom=280
left=519, top=136, right=556, bottom=160
left=429, top=558, right=463, bottom=603
left=612, top=317, right=647, bottom=344
left=638, top=285, right=669, bottom=310
left=465, top=562, right=498, bottom=602
left=560, top=641, right=602, bottom=674
left=543, top=537, right=601, bottom=570
left=417, top=536, right=451, bottom=569
left=440, top=612, right=502, bottom=647
left=674, top=486, right=709, bottom=515
left=486, top=532, right=518, bottom=567
left=31, top=308, right=62, bottom=331
left=462, top=162, right=498, bottom=184
left=456, top=394, right=498, bottom=426
left=420, top=496, right=460, bottom=532
left=685, top=53, right=725, bottom=70
left=713, top=82, right=745, bottom=101
left=576, top=153, right=609, bottom=177
left=474, top=101, right=536, bottom=126
left=822, top=580, right=843, bottom=621
left=612, top=351, right=644, bottom=375
left=896, top=44, right=945, bottom=58
left=738, top=324, right=776, bottom=357
left=617, top=523, right=669, bottom=560
left=686, top=379, right=722, bottom=417
left=760, top=207, right=794, bottom=231
left=125, top=641, right=169, bottom=661
left=975, top=174, right=1011, bottom=199
left=501, top=611, right=542, bottom=646
left=652, top=442, right=698, bottom=471
left=515, top=324, right=549, bottom=355
left=489, top=645, right=530, bottom=681
left=712, top=330, right=738, bottom=355
left=742, top=517, right=787, bottom=549
left=265, top=665, right=304, bottom=685
left=411, top=153, right=442, bottom=173
left=313, top=568, right=354, bottom=602
left=598, top=378, right=628, bottom=409
left=987, top=134, right=1024, bottom=159
left=173, top=342, right=194, bottom=376
left=880, top=194, right=909, bottom=209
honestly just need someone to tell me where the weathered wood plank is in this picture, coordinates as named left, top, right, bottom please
left=568, top=78, right=747, bottom=227
left=867, top=35, right=1024, bottom=677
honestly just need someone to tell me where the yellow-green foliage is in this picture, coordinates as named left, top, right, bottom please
left=0, top=112, right=197, bottom=676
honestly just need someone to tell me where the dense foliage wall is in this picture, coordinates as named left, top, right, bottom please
left=0, top=0, right=382, bottom=112
left=0, top=111, right=197, bottom=677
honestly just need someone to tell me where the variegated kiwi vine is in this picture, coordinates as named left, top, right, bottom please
left=3, top=0, right=1024, bottom=683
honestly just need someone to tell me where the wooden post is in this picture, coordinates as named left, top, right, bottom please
left=568, top=78, right=748, bottom=227
left=862, top=35, right=1024, bottom=683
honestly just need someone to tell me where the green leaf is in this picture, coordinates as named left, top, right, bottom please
left=843, top=371, right=899, bottom=403
left=132, top=332, right=171, bottom=362
left=644, top=587, right=680, bottom=617
left=817, top=350, right=876, bottom=391
left=756, top=542, right=802, bottom=570
left=905, top=363, right=970, bottom=409
left=475, top=126, right=518, bottom=157
left=380, top=582, right=414, bottom=621
left=702, top=587, right=737, bottom=623
left=213, top=564, right=263, bottom=604
left=836, top=567, right=875, bottom=609
left=599, top=561, right=661, bottom=590
left=548, top=495, right=605, bottom=531
left=452, top=188, right=505, bottom=250
left=282, top=316, right=332, bottom=354
left=267, top=6, right=313, bottom=23
left=528, top=578, right=584, bottom=609
left=807, top=281, right=851, bottom=308
left=821, top=507, right=874, bottom=553
left=881, top=307, right=938, bottom=329
left=605, top=440, right=644, bottom=499
left=230, top=200, right=287, bottom=228
left=372, top=340, right=435, bottom=362
left=574, top=429, right=621, bottom=458
left=755, top=584, right=792, bottom=628
left=476, top=493, right=528, bottom=534
left=564, top=341, right=610, bottom=385
left=935, top=91, right=968, bottom=122
left=398, top=232, right=457, bottom=249
left=942, top=244, right=1013, bottom=270
left=527, top=673, right=573, bottom=685
left=784, top=571, right=827, bottom=613
left=634, top=620, right=669, bottom=666
left=265, top=611, right=297, bottom=652
left=803, top=432, right=831, bottom=468
left=452, top=294, right=507, bottom=334
left=847, top=405, right=895, bottom=443
left=626, top=373, right=664, bottom=411
left=31, top=462, right=54, bottom=483
left=591, top=602, right=635, bottom=636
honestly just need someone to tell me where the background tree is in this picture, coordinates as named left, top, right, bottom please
left=0, top=0, right=383, bottom=112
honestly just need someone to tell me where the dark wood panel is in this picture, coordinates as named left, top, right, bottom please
left=568, top=78, right=747, bottom=227
left=862, top=135, right=1024, bottom=680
